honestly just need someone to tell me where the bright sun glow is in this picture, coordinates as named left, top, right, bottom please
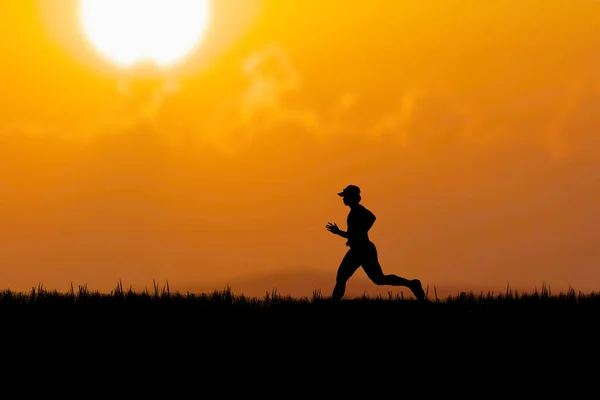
left=80, top=0, right=210, bottom=68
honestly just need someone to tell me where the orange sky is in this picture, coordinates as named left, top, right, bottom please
left=1, top=0, right=599, bottom=298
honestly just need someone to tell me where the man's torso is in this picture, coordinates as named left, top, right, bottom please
left=346, top=204, right=374, bottom=247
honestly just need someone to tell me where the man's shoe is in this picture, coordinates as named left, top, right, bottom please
left=410, top=279, right=426, bottom=301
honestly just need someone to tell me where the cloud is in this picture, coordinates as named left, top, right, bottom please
left=1, top=68, right=181, bottom=145
left=241, top=44, right=301, bottom=107
left=6, top=34, right=597, bottom=164
left=110, top=70, right=180, bottom=129
left=200, top=43, right=598, bottom=161
left=237, top=44, right=320, bottom=132
left=193, top=44, right=399, bottom=154
left=367, top=89, right=427, bottom=145
left=196, top=44, right=322, bottom=154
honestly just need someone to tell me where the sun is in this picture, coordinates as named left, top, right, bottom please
left=79, top=0, right=210, bottom=68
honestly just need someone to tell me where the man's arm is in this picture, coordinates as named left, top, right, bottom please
left=325, top=222, right=349, bottom=238
left=336, top=230, right=349, bottom=239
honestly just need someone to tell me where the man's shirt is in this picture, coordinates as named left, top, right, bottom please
left=346, top=204, right=376, bottom=247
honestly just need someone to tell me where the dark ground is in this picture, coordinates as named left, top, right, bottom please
left=1, top=288, right=597, bottom=394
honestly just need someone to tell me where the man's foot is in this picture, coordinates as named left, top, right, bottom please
left=410, top=279, right=426, bottom=301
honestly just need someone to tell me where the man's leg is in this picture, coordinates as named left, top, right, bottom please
left=362, top=244, right=426, bottom=301
left=332, top=249, right=361, bottom=302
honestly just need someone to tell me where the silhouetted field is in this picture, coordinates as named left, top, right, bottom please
left=3, top=281, right=598, bottom=336
left=3, top=281, right=595, bottom=386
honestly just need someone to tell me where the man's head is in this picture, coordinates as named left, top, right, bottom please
left=337, top=185, right=361, bottom=206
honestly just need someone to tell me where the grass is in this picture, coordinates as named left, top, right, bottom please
left=3, top=280, right=595, bottom=382
left=2, top=280, right=599, bottom=329
left=2, top=279, right=597, bottom=306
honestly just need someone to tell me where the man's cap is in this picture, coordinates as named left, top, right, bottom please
left=337, top=185, right=361, bottom=197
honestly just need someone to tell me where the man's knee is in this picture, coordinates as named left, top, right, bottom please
left=369, top=273, right=386, bottom=285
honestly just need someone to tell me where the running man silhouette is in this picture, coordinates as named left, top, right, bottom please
left=326, top=185, right=426, bottom=302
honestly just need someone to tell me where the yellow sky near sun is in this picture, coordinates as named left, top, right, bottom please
left=0, top=0, right=599, bottom=297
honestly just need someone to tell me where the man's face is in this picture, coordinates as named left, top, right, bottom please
left=342, top=195, right=357, bottom=206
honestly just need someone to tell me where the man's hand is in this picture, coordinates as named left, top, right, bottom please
left=325, top=222, right=341, bottom=235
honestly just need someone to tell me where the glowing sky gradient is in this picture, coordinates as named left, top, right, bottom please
left=0, top=0, right=598, bottom=297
